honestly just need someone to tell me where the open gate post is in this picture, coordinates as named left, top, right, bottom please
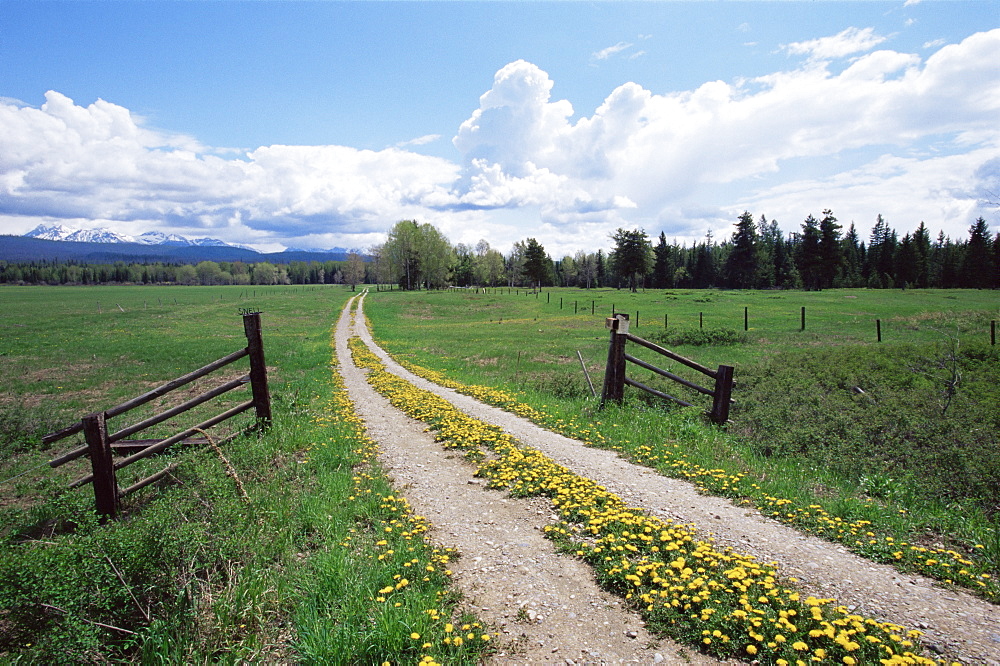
left=600, top=313, right=735, bottom=424
left=43, top=312, right=271, bottom=520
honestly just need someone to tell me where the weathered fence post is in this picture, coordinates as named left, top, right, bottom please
left=744, top=306, right=748, bottom=331
left=801, top=306, right=806, bottom=331
left=82, top=412, right=118, bottom=520
left=599, top=314, right=629, bottom=408
left=243, top=312, right=272, bottom=424
left=709, top=365, right=735, bottom=424
left=877, top=319, right=882, bottom=342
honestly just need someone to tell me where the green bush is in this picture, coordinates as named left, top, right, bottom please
left=647, top=326, right=749, bottom=347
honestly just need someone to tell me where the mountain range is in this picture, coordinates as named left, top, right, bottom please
left=24, top=224, right=244, bottom=248
left=1, top=225, right=352, bottom=264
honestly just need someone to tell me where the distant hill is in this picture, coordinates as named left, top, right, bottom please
left=0, top=235, right=351, bottom=264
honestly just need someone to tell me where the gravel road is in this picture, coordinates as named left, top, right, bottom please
left=336, top=293, right=1000, bottom=665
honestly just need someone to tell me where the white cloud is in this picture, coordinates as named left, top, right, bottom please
left=782, top=27, right=888, bottom=61
left=1, top=29, right=998, bottom=255
left=0, top=91, right=462, bottom=246
left=737, top=146, right=999, bottom=239
left=592, top=41, right=634, bottom=61
left=449, top=29, right=999, bottom=243
left=396, top=134, right=441, bottom=147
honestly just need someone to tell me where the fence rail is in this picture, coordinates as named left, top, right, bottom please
left=600, top=313, right=734, bottom=424
left=43, top=312, right=271, bottom=519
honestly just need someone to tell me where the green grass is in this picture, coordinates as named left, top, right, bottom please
left=362, top=287, right=1000, bottom=601
left=0, top=285, right=491, bottom=663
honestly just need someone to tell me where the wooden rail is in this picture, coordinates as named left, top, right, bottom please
left=600, top=313, right=734, bottom=424
left=43, top=312, right=271, bottom=519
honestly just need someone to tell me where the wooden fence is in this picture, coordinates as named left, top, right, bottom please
left=42, top=312, right=272, bottom=519
left=600, top=313, right=734, bottom=424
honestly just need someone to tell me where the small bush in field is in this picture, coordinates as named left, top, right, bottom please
left=648, top=327, right=749, bottom=347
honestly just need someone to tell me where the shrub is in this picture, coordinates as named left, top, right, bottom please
left=647, top=327, right=749, bottom=347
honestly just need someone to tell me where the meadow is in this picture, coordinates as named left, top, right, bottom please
left=0, top=285, right=493, bottom=663
left=363, top=286, right=1000, bottom=601
left=1, top=283, right=997, bottom=662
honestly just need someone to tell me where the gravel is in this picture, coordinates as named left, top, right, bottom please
left=337, top=294, right=1000, bottom=665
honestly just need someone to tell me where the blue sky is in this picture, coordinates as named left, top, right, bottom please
left=1, top=1, right=998, bottom=257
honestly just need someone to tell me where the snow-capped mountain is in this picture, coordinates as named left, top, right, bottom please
left=24, top=224, right=238, bottom=248
left=26, top=224, right=132, bottom=244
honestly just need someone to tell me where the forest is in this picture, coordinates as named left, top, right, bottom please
left=1, top=212, right=997, bottom=290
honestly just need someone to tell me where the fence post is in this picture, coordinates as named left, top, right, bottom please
left=877, top=319, right=882, bottom=342
left=243, top=312, right=272, bottom=424
left=600, top=314, right=629, bottom=408
left=82, top=412, right=118, bottom=520
left=801, top=306, right=806, bottom=331
left=744, top=306, right=748, bottom=331
left=709, top=365, right=735, bottom=424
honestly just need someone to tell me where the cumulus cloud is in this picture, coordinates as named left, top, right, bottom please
left=0, top=91, right=461, bottom=246
left=1, top=28, right=998, bottom=254
left=449, top=29, right=999, bottom=241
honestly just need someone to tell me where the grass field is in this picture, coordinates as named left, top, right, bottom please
left=363, top=286, right=1000, bottom=601
left=0, top=285, right=493, bottom=663
left=1, top=283, right=997, bottom=661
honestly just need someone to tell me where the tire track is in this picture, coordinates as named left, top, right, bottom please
left=348, top=293, right=1000, bottom=665
left=336, top=294, right=724, bottom=665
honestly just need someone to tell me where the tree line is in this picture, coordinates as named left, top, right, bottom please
left=3, top=214, right=997, bottom=290
left=372, top=215, right=999, bottom=291
left=0, top=255, right=368, bottom=288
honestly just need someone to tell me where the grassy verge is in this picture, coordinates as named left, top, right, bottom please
left=0, top=286, right=491, bottom=664
left=348, top=332, right=944, bottom=665
left=361, top=289, right=999, bottom=603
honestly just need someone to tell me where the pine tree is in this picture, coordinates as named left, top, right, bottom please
left=652, top=232, right=672, bottom=288
left=797, top=215, right=822, bottom=290
left=961, top=217, right=993, bottom=288
left=818, top=209, right=842, bottom=289
left=725, top=211, right=758, bottom=289
left=522, top=238, right=551, bottom=287
left=610, top=228, right=652, bottom=292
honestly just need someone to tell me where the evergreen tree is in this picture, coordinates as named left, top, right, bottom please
left=652, top=232, right=672, bottom=288
left=725, top=211, right=758, bottom=289
left=866, top=214, right=897, bottom=288
left=818, top=210, right=842, bottom=289
left=610, top=228, right=652, bottom=292
left=895, top=233, right=918, bottom=287
left=841, top=223, right=863, bottom=287
left=797, top=214, right=822, bottom=290
left=994, top=232, right=1000, bottom=288
left=962, top=217, right=993, bottom=288
left=522, top=237, right=551, bottom=287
